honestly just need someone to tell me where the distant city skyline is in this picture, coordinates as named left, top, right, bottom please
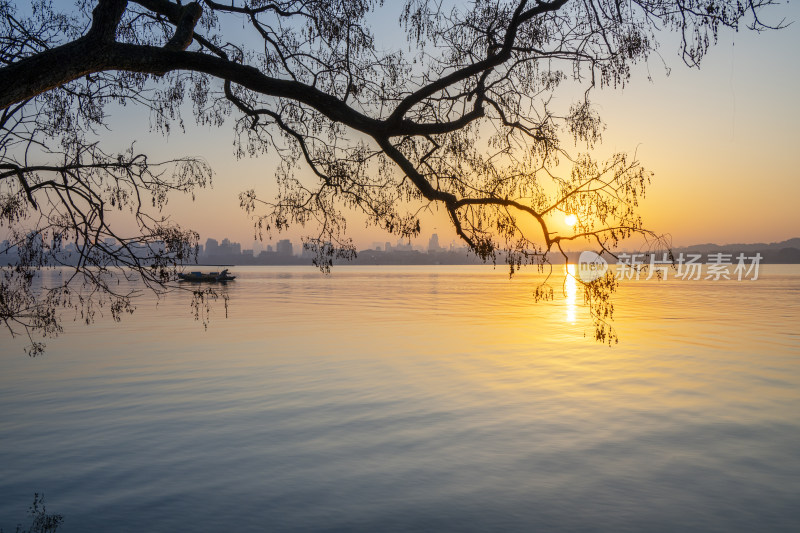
left=196, top=233, right=469, bottom=258
left=168, top=235, right=800, bottom=266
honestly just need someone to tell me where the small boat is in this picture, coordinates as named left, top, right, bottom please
left=178, top=269, right=236, bottom=282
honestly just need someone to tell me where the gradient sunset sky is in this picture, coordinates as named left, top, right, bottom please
left=98, top=0, right=799, bottom=250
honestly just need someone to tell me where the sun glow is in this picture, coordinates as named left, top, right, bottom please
left=565, top=264, right=577, bottom=323
left=564, top=213, right=578, bottom=227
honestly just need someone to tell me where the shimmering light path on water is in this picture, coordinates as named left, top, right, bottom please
left=1, top=266, right=799, bottom=531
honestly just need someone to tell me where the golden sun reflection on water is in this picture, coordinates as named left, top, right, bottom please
left=565, top=263, right=577, bottom=323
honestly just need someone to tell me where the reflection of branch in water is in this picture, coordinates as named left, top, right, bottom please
left=3, top=493, right=63, bottom=533
left=190, top=287, right=230, bottom=330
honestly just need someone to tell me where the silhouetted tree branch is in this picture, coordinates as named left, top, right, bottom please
left=0, top=0, right=783, bottom=350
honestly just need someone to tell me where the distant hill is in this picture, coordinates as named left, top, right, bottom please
left=679, top=237, right=800, bottom=254
left=672, top=237, right=800, bottom=263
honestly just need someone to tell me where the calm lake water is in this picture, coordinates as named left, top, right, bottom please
left=1, top=265, right=799, bottom=532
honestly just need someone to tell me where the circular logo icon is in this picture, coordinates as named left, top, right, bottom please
left=577, top=251, right=608, bottom=282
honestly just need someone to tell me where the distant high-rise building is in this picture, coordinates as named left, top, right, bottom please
left=204, top=237, right=242, bottom=257
left=395, top=239, right=413, bottom=252
left=205, top=238, right=219, bottom=256
left=276, top=239, right=293, bottom=256
left=26, top=231, right=44, bottom=252
left=428, top=233, right=442, bottom=253
left=300, top=243, right=315, bottom=259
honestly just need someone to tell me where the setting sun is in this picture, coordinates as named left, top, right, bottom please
left=564, top=213, right=578, bottom=227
